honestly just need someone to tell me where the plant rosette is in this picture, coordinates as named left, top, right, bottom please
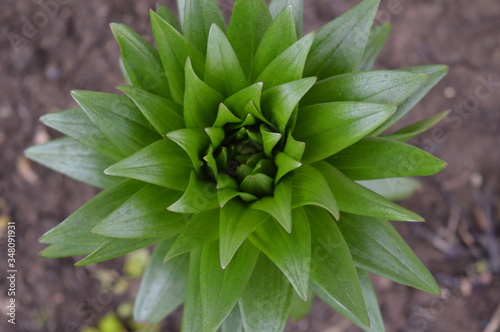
left=26, top=0, right=449, bottom=331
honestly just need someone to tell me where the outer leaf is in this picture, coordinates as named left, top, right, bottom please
left=134, top=239, right=189, bottom=324
left=167, top=171, right=219, bottom=214
left=383, top=110, right=450, bottom=142
left=306, top=206, right=369, bottom=326
left=300, top=71, right=428, bottom=107
left=227, top=0, right=272, bottom=76
left=325, top=137, right=447, bottom=180
left=182, top=0, right=227, bottom=54
left=219, top=199, right=270, bottom=268
left=39, top=180, right=145, bottom=246
left=164, top=209, right=219, bottom=261
left=151, top=11, right=206, bottom=104
left=304, top=0, right=380, bottom=79
left=104, top=139, right=192, bottom=191
left=221, top=306, right=244, bottom=332
left=181, top=249, right=203, bottom=332
left=200, top=241, right=259, bottom=332
left=372, top=65, right=449, bottom=135
left=358, top=178, right=422, bottom=201
left=156, top=4, right=182, bottom=32
left=261, top=77, right=316, bottom=133
left=167, top=128, right=210, bottom=172
left=71, top=90, right=160, bottom=157
left=75, top=237, right=161, bottom=266
left=119, top=57, right=133, bottom=85
left=354, top=269, right=386, bottom=332
left=40, top=107, right=122, bottom=160
left=250, top=208, right=311, bottom=300
left=40, top=243, right=100, bottom=258
left=91, top=185, right=186, bottom=239
left=110, top=23, right=171, bottom=99
left=291, top=165, right=339, bottom=219
left=294, top=102, right=396, bottom=164
left=358, top=23, right=391, bottom=71
left=118, top=85, right=184, bottom=135
left=253, top=5, right=297, bottom=79
left=268, top=0, right=303, bottom=38
left=337, top=213, right=440, bottom=294
left=205, top=24, right=248, bottom=96
left=257, top=32, right=315, bottom=91
left=313, top=162, right=423, bottom=221
left=239, top=255, right=293, bottom=332
left=25, top=137, right=121, bottom=189
left=184, top=58, right=224, bottom=128
left=252, top=177, right=293, bottom=232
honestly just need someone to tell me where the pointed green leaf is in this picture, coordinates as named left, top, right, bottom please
left=200, top=241, right=259, bottom=332
left=26, top=137, right=121, bottom=189
left=164, top=209, right=219, bottom=261
left=337, top=213, right=440, bottom=294
left=252, top=177, right=293, bottom=232
left=119, top=57, right=133, bottom=85
left=76, top=237, right=161, bottom=266
left=134, top=239, right=189, bottom=324
left=384, top=110, right=450, bottom=142
left=260, top=125, right=282, bottom=158
left=214, top=103, right=242, bottom=127
left=182, top=0, right=226, bottom=55
left=224, top=82, right=263, bottom=120
left=353, top=269, right=386, bottom=332
left=221, top=305, right=245, bottom=332
left=92, top=185, right=186, bottom=239
left=257, top=32, right=315, bottom=91
left=358, top=178, right=422, bottom=201
left=358, top=23, right=391, bottom=71
left=250, top=208, right=311, bottom=300
left=314, top=162, right=423, bottom=221
left=284, top=133, right=305, bottom=161
left=40, top=107, right=123, bottom=160
left=289, top=290, right=313, bottom=321
left=217, top=188, right=258, bottom=207
left=40, top=243, right=100, bottom=259
left=167, top=128, right=210, bottom=172
left=205, top=24, right=248, bottom=96
left=118, top=85, right=184, bottom=135
left=253, top=4, right=298, bottom=79
left=239, top=255, right=293, bottom=332
left=372, top=65, right=449, bottom=134
left=300, top=70, right=428, bottom=107
left=240, top=173, right=274, bottom=198
left=71, top=90, right=160, bottom=157
left=219, top=199, right=270, bottom=269
left=274, top=152, right=302, bottom=183
left=151, top=11, right=206, bottom=104
left=167, top=171, right=218, bottom=214
left=291, top=165, right=339, bottom=219
left=268, top=0, right=303, bottom=38
left=104, top=139, right=192, bottom=191
left=294, top=102, right=396, bottom=164
left=304, top=0, right=380, bottom=79
left=325, top=137, right=447, bottom=180
left=156, top=4, right=182, bottom=32
left=184, top=58, right=224, bottom=128
left=39, top=180, right=145, bottom=246
left=205, top=127, right=225, bottom=149
left=227, top=0, right=272, bottom=75
left=110, top=23, right=171, bottom=99
left=306, top=206, right=369, bottom=326
left=262, top=77, right=316, bottom=133
left=181, top=249, right=203, bottom=332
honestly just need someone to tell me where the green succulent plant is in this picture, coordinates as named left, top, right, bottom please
left=26, top=0, right=449, bottom=331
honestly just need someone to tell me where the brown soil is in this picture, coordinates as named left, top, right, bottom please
left=1, top=0, right=499, bottom=331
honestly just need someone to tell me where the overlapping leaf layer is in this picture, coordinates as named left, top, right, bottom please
left=26, top=0, right=448, bottom=331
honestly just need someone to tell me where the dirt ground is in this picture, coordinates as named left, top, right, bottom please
left=1, top=0, right=499, bottom=331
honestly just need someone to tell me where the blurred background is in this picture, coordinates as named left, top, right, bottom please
left=1, top=0, right=499, bottom=331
